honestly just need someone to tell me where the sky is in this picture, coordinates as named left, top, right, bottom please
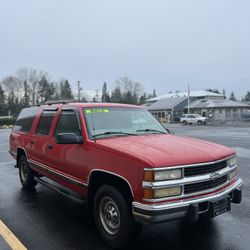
left=0, top=0, right=250, bottom=99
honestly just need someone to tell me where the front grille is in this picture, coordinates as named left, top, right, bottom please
left=184, top=175, right=228, bottom=194
left=184, top=160, right=227, bottom=177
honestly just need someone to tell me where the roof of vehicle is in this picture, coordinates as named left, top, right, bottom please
left=37, top=102, right=143, bottom=109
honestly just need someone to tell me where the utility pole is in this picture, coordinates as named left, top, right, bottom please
left=77, top=80, right=81, bottom=102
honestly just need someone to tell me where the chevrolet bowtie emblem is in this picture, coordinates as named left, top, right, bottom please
left=210, top=172, right=220, bottom=180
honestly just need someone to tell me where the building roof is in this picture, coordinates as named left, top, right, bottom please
left=147, top=96, right=187, bottom=110
left=186, top=99, right=249, bottom=109
left=147, top=90, right=225, bottom=102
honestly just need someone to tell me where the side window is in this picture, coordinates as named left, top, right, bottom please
left=54, top=110, right=81, bottom=136
left=187, top=115, right=192, bottom=118
left=35, top=110, right=57, bottom=136
left=13, top=107, right=40, bottom=133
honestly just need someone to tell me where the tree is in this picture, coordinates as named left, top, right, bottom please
left=0, top=84, right=6, bottom=115
left=139, top=93, right=147, bottom=105
left=111, top=87, right=123, bottom=103
left=60, top=80, right=73, bottom=99
left=38, top=76, right=55, bottom=103
left=229, top=91, right=237, bottom=101
left=153, top=89, right=157, bottom=97
left=23, top=80, right=31, bottom=107
left=101, top=82, right=110, bottom=102
left=242, top=91, right=250, bottom=101
left=222, top=89, right=226, bottom=97
left=113, top=76, right=143, bottom=104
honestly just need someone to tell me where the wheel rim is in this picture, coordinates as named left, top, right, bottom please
left=20, top=161, right=29, bottom=182
left=99, top=196, right=120, bottom=235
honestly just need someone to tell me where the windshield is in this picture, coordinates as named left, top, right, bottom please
left=83, top=107, right=167, bottom=139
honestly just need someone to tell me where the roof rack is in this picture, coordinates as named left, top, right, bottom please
left=44, top=100, right=77, bottom=105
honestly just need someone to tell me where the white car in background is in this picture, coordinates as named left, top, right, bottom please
left=180, top=114, right=207, bottom=125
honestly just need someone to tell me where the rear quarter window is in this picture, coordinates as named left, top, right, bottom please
left=13, top=107, right=40, bottom=133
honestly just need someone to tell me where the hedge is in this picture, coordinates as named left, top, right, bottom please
left=0, top=117, right=16, bottom=126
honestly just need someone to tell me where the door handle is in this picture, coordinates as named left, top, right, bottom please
left=30, top=140, right=35, bottom=144
left=48, top=144, right=53, bottom=149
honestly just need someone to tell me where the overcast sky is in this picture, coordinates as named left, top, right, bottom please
left=0, top=0, right=249, bottom=99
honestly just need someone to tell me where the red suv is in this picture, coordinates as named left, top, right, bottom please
left=9, top=102, right=243, bottom=248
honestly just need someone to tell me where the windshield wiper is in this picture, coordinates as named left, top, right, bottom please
left=93, top=131, right=137, bottom=138
left=136, top=129, right=166, bottom=134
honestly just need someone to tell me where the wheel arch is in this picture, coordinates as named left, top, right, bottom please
left=87, top=170, right=134, bottom=208
left=16, top=147, right=28, bottom=167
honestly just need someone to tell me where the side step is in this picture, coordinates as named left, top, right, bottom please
left=34, top=176, right=85, bottom=201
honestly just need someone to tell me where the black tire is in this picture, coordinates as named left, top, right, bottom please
left=18, top=155, right=37, bottom=189
left=93, top=185, right=142, bottom=248
left=183, top=121, right=187, bottom=125
left=197, top=120, right=202, bottom=125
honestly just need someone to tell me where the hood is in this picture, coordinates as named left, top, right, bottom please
left=96, top=134, right=235, bottom=167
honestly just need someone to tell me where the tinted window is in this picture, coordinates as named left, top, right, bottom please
left=35, top=110, right=57, bottom=135
left=13, top=107, right=40, bottom=133
left=54, top=110, right=81, bottom=136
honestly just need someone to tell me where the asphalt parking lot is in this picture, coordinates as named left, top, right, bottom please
left=0, top=125, right=250, bottom=250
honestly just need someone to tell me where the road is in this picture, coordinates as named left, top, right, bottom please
left=0, top=126, right=250, bottom=250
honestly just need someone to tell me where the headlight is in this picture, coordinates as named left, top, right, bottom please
left=227, top=156, right=237, bottom=167
left=144, top=169, right=182, bottom=182
left=143, top=186, right=182, bottom=199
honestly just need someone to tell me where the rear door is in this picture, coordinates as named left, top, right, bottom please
left=29, top=109, right=57, bottom=166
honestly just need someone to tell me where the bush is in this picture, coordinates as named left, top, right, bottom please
left=0, top=117, right=16, bottom=126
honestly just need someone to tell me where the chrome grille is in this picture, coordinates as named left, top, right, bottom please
left=184, top=160, right=227, bottom=177
left=184, top=175, right=228, bottom=194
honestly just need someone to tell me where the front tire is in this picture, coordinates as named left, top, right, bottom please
left=93, top=185, right=142, bottom=248
left=18, top=155, right=37, bottom=189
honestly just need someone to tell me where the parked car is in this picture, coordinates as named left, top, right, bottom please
left=180, top=114, right=207, bottom=125
left=9, top=102, right=243, bottom=248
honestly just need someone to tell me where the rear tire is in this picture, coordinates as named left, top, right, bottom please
left=93, top=185, right=142, bottom=248
left=183, top=121, right=187, bottom=125
left=18, top=155, right=37, bottom=189
left=197, top=120, right=202, bottom=125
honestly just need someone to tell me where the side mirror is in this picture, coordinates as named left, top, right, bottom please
left=56, top=133, right=83, bottom=144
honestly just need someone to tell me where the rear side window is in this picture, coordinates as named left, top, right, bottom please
left=13, top=107, right=40, bottom=133
left=35, top=110, right=57, bottom=136
left=54, top=110, right=81, bottom=136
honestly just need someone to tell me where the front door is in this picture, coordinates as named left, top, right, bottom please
left=46, top=108, right=88, bottom=192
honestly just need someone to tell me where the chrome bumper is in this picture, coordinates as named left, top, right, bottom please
left=133, top=178, right=243, bottom=223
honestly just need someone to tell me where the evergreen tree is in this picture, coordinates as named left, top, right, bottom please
left=23, top=80, right=30, bottom=107
left=222, top=89, right=226, bottom=97
left=0, top=84, right=6, bottom=115
left=38, top=76, right=55, bottom=103
left=111, top=87, right=123, bottom=103
left=60, top=80, right=73, bottom=99
left=7, top=91, right=16, bottom=116
left=229, top=91, right=237, bottom=101
left=153, top=89, right=157, bottom=97
left=242, top=91, right=250, bottom=101
left=139, top=93, right=147, bottom=105
left=101, top=82, right=110, bottom=102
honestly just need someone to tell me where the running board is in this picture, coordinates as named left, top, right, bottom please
left=34, top=176, right=85, bottom=201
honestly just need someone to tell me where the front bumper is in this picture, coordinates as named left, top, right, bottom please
left=133, top=178, right=243, bottom=224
